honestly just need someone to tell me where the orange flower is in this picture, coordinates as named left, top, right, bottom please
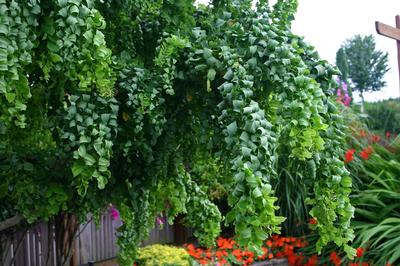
left=199, top=259, right=208, bottom=265
left=215, top=250, right=227, bottom=259
left=232, top=249, right=241, bottom=256
left=219, top=258, right=227, bottom=265
left=216, top=237, right=234, bottom=249
left=365, top=146, right=373, bottom=154
left=360, top=130, right=367, bottom=137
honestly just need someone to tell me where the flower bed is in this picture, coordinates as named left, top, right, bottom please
left=184, top=236, right=309, bottom=266
left=184, top=235, right=374, bottom=266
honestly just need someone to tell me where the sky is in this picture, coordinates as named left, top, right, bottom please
left=291, top=0, right=399, bottom=102
left=196, top=0, right=400, bottom=102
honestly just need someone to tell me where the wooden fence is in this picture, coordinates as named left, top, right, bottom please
left=1, top=213, right=191, bottom=266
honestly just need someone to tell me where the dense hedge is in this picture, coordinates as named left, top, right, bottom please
left=363, top=99, right=400, bottom=134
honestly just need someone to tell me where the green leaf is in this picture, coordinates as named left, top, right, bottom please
left=254, top=227, right=267, bottom=240
left=240, top=228, right=252, bottom=239
left=72, top=161, right=85, bottom=177
left=226, top=122, right=237, bottom=136
left=5, top=93, right=15, bottom=103
left=252, top=187, right=262, bottom=198
left=93, top=30, right=105, bottom=46
left=341, top=176, right=352, bottom=187
left=207, top=68, right=216, bottom=81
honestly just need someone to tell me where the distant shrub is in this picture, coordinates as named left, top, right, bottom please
left=364, top=99, right=400, bottom=133
left=137, top=244, right=190, bottom=266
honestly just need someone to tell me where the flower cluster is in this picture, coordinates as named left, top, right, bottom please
left=185, top=236, right=374, bottom=266
left=336, top=81, right=352, bottom=106
left=344, top=146, right=373, bottom=163
left=344, top=129, right=385, bottom=163
left=185, top=236, right=313, bottom=266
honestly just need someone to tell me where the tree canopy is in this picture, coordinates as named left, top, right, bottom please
left=0, top=0, right=356, bottom=265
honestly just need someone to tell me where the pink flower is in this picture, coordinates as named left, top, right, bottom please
left=156, top=216, right=165, bottom=226
left=343, top=95, right=352, bottom=106
left=110, top=206, right=119, bottom=220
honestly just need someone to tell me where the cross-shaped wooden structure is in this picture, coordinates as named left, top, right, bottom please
left=375, top=15, right=400, bottom=95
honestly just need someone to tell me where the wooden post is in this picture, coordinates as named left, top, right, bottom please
left=375, top=15, right=400, bottom=97
left=396, top=15, right=400, bottom=97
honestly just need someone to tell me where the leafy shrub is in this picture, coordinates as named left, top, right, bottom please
left=136, top=244, right=190, bottom=266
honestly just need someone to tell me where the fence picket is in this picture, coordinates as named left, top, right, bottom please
left=1, top=213, right=193, bottom=265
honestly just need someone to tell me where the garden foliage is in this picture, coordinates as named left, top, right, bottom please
left=363, top=99, right=400, bottom=134
left=0, top=0, right=356, bottom=264
left=343, top=111, right=400, bottom=265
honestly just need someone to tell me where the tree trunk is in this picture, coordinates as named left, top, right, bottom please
left=54, top=213, right=79, bottom=266
left=360, top=92, right=365, bottom=113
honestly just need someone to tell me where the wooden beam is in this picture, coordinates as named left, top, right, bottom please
left=0, top=214, right=23, bottom=232
left=375, top=21, right=400, bottom=41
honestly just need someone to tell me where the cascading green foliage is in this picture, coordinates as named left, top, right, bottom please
left=39, top=0, right=115, bottom=97
left=61, top=93, right=118, bottom=195
left=0, top=0, right=356, bottom=265
left=0, top=0, right=40, bottom=127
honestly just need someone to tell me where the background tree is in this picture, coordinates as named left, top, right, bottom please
left=336, top=47, right=349, bottom=81
left=339, top=35, right=389, bottom=111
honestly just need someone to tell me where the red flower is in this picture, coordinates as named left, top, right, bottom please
left=360, top=147, right=373, bottom=160
left=360, top=130, right=367, bottom=137
left=386, top=131, right=391, bottom=138
left=372, top=135, right=381, bottom=142
left=309, top=218, right=317, bottom=225
left=356, top=247, right=364, bottom=257
left=305, top=255, right=318, bottom=266
left=329, top=251, right=341, bottom=266
left=344, top=149, right=356, bottom=163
